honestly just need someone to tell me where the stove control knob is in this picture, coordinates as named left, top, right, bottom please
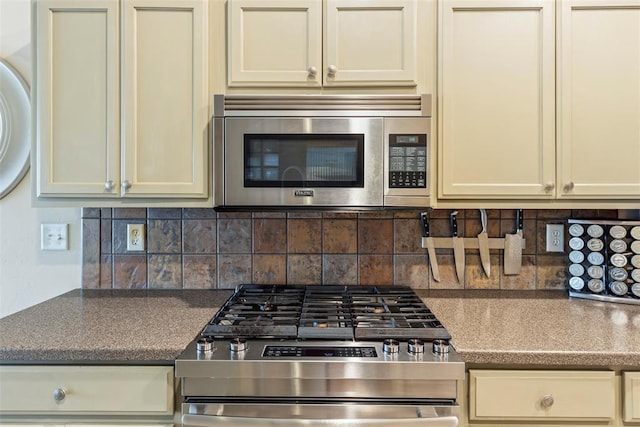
left=408, top=339, right=425, bottom=355
left=382, top=339, right=399, bottom=354
left=196, top=337, right=214, bottom=353
left=432, top=339, right=450, bottom=355
left=230, top=337, right=247, bottom=353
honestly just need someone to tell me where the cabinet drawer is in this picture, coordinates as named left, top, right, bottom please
left=469, top=370, right=615, bottom=421
left=625, top=372, right=640, bottom=422
left=0, top=365, right=173, bottom=415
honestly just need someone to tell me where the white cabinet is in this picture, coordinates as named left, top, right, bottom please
left=557, top=0, right=640, bottom=199
left=34, top=0, right=208, bottom=200
left=625, top=372, right=640, bottom=422
left=438, top=0, right=556, bottom=199
left=227, top=0, right=418, bottom=88
left=0, top=365, right=173, bottom=417
left=468, top=370, right=616, bottom=423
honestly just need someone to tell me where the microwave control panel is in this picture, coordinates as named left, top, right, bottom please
left=388, top=134, right=427, bottom=188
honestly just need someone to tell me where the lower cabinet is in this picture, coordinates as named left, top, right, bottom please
left=625, top=372, right=640, bottom=423
left=0, top=365, right=174, bottom=425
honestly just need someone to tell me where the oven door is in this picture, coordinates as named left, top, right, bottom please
left=221, top=117, right=383, bottom=207
left=182, top=402, right=459, bottom=426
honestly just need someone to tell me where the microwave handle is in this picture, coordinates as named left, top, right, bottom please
left=183, top=414, right=458, bottom=427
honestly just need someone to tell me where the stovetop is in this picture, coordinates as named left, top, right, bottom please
left=201, top=284, right=451, bottom=341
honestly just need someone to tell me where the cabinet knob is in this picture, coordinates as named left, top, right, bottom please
left=122, top=180, right=131, bottom=191
left=544, top=182, right=555, bottom=192
left=104, top=180, right=115, bottom=192
left=327, top=65, right=337, bottom=77
left=540, top=394, right=554, bottom=408
left=307, top=66, right=318, bottom=77
left=53, top=387, right=66, bottom=402
left=564, top=181, right=575, bottom=192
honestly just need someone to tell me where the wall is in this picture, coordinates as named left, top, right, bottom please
left=82, top=208, right=618, bottom=290
left=0, top=0, right=81, bottom=318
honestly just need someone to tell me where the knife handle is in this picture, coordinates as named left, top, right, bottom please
left=450, top=211, right=459, bottom=237
left=420, top=212, right=430, bottom=238
left=516, top=209, right=524, bottom=232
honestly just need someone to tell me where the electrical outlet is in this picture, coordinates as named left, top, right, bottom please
left=41, top=223, right=69, bottom=251
left=546, top=224, right=565, bottom=252
left=127, top=224, right=145, bottom=251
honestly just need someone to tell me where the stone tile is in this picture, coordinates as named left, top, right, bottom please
left=101, top=219, right=112, bottom=254
left=288, top=218, right=322, bottom=254
left=112, top=220, right=146, bottom=254
left=598, top=209, right=619, bottom=219
left=500, top=255, right=536, bottom=290
left=430, top=217, right=457, bottom=238
left=428, top=254, right=464, bottom=290
left=537, top=209, right=572, bottom=219
left=113, top=255, right=147, bottom=288
left=100, top=254, right=113, bottom=288
left=182, top=208, right=217, bottom=219
left=571, top=209, right=599, bottom=219
left=323, top=212, right=357, bottom=219
left=464, top=253, right=499, bottom=290
left=81, top=208, right=101, bottom=219
left=288, top=255, right=322, bottom=285
left=183, top=255, right=217, bottom=289
left=358, top=211, right=394, bottom=219
left=81, top=219, right=100, bottom=289
left=323, top=219, right=357, bottom=254
left=147, top=220, right=181, bottom=254
left=217, top=212, right=251, bottom=219
left=323, top=255, right=358, bottom=285
left=148, top=254, right=183, bottom=289
left=253, top=254, right=287, bottom=284
left=217, top=254, right=252, bottom=288
left=464, top=212, right=501, bottom=238
left=287, top=212, right=322, bottom=219
left=359, top=255, right=393, bottom=285
left=253, top=212, right=286, bottom=219
left=253, top=218, right=287, bottom=253
left=394, top=218, right=423, bottom=254
left=147, top=208, right=182, bottom=219
left=430, top=209, right=458, bottom=219
left=394, top=254, right=429, bottom=289
left=358, top=219, right=393, bottom=254
left=392, top=210, right=422, bottom=219
left=537, top=254, right=568, bottom=290
left=100, top=208, right=113, bottom=218
left=113, top=208, right=147, bottom=219
left=500, top=209, right=537, bottom=219
left=218, top=219, right=252, bottom=253
left=183, top=219, right=217, bottom=253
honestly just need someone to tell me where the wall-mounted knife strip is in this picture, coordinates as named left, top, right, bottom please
left=421, top=237, right=526, bottom=250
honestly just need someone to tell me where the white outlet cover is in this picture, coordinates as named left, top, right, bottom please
left=41, top=223, right=69, bottom=251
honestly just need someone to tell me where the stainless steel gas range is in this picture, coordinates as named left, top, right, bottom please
left=176, top=285, right=464, bottom=426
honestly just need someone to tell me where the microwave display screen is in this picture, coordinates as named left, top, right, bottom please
left=243, top=134, right=364, bottom=187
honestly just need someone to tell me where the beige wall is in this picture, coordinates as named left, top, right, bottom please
left=0, top=0, right=81, bottom=318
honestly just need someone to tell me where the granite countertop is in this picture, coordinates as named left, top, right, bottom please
left=0, top=289, right=231, bottom=364
left=1, top=288, right=640, bottom=369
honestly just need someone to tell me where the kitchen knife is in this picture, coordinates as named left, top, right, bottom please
left=420, top=211, right=440, bottom=282
left=504, top=208, right=524, bottom=275
left=477, top=209, right=491, bottom=278
left=450, top=211, right=465, bottom=284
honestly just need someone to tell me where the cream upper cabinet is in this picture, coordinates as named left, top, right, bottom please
left=227, top=0, right=418, bottom=88
left=34, top=0, right=208, bottom=200
left=438, top=0, right=556, bottom=199
left=557, top=0, right=640, bottom=199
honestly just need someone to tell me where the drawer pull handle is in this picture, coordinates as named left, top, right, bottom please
left=53, top=387, right=66, bottom=402
left=540, top=394, right=554, bottom=408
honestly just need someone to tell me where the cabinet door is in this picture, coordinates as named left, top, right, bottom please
left=625, top=372, right=640, bottom=422
left=438, top=0, right=556, bottom=199
left=122, top=0, right=208, bottom=197
left=324, top=0, right=417, bottom=86
left=35, top=0, right=120, bottom=197
left=557, top=0, right=640, bottom=199
left=228, top=0, right=322, bottom=87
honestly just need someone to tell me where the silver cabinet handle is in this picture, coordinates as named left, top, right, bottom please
left=564, top=181, right=575, bottom=192
left=104, top=180, right=115, bottom=191
left=53, top=387, right=66, bottom=402
left=544, top=182, right=555, bottom=192
left=307, top=66, right=318, bottom=78
left=122, top=180, right=131, bottom=191
left=327, top=65, right=337, bottom=77
left=540, top=394, right=554, bottom=408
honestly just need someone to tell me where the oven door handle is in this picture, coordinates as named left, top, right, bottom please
left=183, top=414, right=458, bottom=427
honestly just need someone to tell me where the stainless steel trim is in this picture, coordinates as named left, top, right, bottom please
left=183, top=403, right=459, bottom=427
left=569, top=291, right=640, bottom=306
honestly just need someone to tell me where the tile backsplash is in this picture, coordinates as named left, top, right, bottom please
left=82, top=208, right=618, bottom=290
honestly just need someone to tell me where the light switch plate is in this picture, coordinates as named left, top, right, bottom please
left=41, top=223, right=69, bottom=251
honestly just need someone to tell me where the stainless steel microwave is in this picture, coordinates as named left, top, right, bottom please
left=212, top=94, right=433, bottom=209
